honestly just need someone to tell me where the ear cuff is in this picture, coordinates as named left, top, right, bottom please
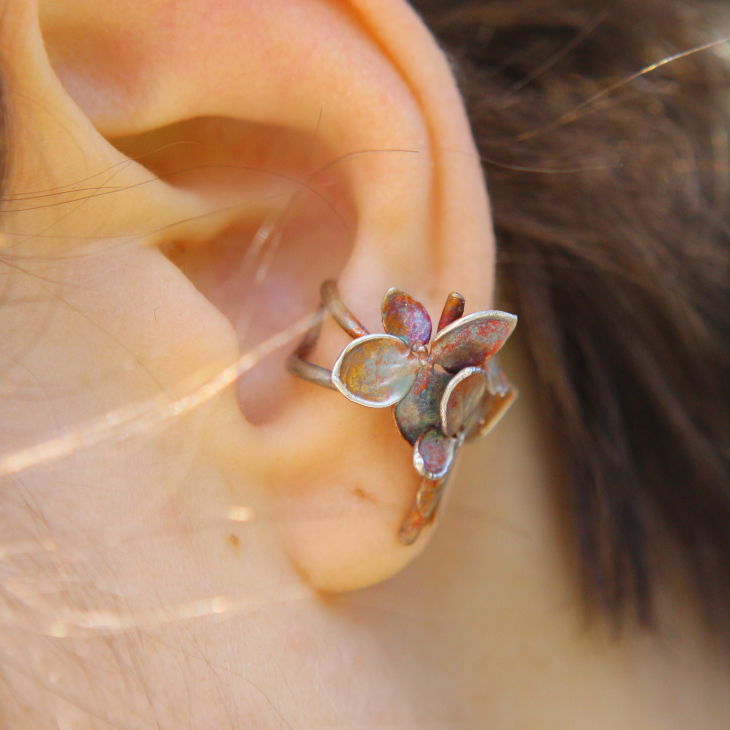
left=287, top=281, right=518, bottom=546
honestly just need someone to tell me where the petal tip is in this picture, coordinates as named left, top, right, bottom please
left=381, top=289, right=432, bottom=348
left=431, top=310, right=518, bottom=371
left=413, top=428, right=455, bottom=480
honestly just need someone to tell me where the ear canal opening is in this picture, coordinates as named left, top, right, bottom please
left=108, top=116, right=358, bottom=424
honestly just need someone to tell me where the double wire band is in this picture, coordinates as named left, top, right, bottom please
left=285, top=281, right=369, bottom=390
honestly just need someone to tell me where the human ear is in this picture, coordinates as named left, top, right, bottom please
left=27, top=0, right=497, bottom=591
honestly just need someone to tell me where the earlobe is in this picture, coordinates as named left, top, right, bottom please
left=28, top=0, right=500, bottom=591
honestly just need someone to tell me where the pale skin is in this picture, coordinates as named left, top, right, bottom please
left=0, top=0, right=728, bottom=727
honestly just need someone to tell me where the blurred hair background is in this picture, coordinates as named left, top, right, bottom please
left=413, top=0, right=730, bottom=630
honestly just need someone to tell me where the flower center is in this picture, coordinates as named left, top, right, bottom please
left=409, top=344, right=429, bottom=366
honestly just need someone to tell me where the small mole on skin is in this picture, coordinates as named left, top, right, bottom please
left=228, top=533, right=240, bottom=549
left=353, top=487, right=376, bottom=504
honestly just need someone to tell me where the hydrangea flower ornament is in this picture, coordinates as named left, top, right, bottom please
left=287, top=281, right=518, bottom=546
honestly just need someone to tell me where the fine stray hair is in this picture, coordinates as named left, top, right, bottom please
left=414, top=0, right=730, bottom=627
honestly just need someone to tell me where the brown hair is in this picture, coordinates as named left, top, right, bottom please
left=414, top=0, right=730, bottom=626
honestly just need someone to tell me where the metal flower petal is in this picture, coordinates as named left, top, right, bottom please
left=381, top=288, right=432, bottom=348
left=413, top=427, right=456, bottom=480
left=394, top=366, right=453, bottom=445
left=431, top=311, right=517, bottom=373
left=332, top=334, right=420, bottom=407
left=440, top=366, right=489, bottom=437
left=436, top=292, right=465, bottom=332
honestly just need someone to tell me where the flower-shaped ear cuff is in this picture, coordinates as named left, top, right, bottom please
left=287, top=281, right=518, bottom=546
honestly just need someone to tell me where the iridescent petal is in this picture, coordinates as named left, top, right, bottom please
left=381, top=288, right=432, bottom=348
left=437, top=292, right=465, bottom=332
left=431, top=311, right=517, bottom=373
left=332, top=334, right=420, bottom=407
left=394, top=366, right=453, bottom=445
left=440, top=366, right=489, bottom=437
left=413, top=427, right=456, bottom=480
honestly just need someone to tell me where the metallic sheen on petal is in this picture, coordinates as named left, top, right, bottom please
left=437, top=292, right=465, bottom=332
left=332, top=334, right=420, bottom=407
left=394, top=366, right=453, bottom=445
left=413, top=427, right=456, bottom=479
left=431, top=311, right=517, bottom=373
left=440, top=366, right=489, bottom=437
left=381, top=288, right=432, bottom=348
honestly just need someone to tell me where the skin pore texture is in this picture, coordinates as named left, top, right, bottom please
left=0, top=0, right=728, bottom=727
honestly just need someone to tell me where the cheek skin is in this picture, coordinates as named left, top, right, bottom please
left=0, top=0, right=272, bottom=600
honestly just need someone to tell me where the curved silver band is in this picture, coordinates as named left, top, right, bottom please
left=285, top=280, right=369, bottom=391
